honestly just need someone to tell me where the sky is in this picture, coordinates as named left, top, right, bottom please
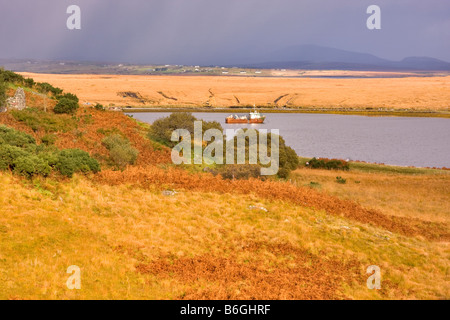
left=0, top=0, right=449, bottom=65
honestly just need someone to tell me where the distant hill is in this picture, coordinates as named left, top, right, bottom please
left=237, top=45, right=450, bottom=71
left=2, top=45, right=450, bottom=72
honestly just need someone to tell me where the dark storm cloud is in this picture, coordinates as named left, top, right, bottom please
left=0, top=0, right=449, bottom=64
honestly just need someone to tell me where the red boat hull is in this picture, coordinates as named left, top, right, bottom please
left=225, top=118, right=248, bottom=124
left=248, top=118, right=265, bottom=124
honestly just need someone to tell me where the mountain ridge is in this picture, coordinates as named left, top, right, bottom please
left=233, top=45, right=450, bottom=71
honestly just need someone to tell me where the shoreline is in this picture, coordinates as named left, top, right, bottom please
left=126, top=115, right=450, bottom=171
left=122, top=106, right=450, bottom=118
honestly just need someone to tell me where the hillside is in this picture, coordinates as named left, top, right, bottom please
left=0, top=71, right=449, bottom=300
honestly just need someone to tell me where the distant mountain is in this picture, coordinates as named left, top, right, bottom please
left=396, top=57, right=450, bottom=70
left=237, top=45, right=450, bottom=71
left=2, top=45, right=450, bottom=73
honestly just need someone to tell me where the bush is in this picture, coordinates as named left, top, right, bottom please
left=56, top=149, right=100, bottom=177
left=0, top=144, right=31, bottom=170
left=0, top=125, right=101, bottom=178
left=227, top=130, right=299, bottom=179
left=307, top=157, right=349, bottom=171
left=0, top=125, right=36, bottom=147
left=277, top=167, right=290, bottom=179
left=35, top=82, right=63, bottom=96
left=24, top=78, right=35, bottom=88
left=38, top=149, right=60, bottom=167
left=54, top=98, right=79, bottom=114
left=336, top=176, right=347, bottom=184
left=219, top=164, right=263, bottom=180
left=94, top=103, right=105, bottom=111
left=0, top=68, right=24, bottom=84
left=56, top=92, right=79, bottom=103
left=102, top=134, right=138, bottom=168
left=14, top=155, right=51, bottom=178
left=149, top=112, right=222, bottom=147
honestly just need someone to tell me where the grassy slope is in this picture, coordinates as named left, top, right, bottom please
left=0, top=172, right=448, bottom=300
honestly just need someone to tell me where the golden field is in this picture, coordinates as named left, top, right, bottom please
left=19, top=73, right=450, bottom=111
left=0, top=165, right=449, bottom=300
left=292, top=165, right=450, bottom=224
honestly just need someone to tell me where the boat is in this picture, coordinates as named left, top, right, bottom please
left=248, top=110, right=265, bottom=124
left=225, top=110, right=265, bottom=124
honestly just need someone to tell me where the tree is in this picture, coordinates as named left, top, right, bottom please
left=102, top=134, right=138, bottom=169
left=149, top=112, right=223, bottom=147
left=54, top=98, right=79, bottom=114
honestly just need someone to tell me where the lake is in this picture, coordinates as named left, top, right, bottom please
left=126, top=112, right=450, bottom=168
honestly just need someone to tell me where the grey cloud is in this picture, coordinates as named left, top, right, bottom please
left=0, top=0, right=449, bottom=64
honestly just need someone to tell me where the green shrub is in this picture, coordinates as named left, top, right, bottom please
left=35, top=82, right=63, bottom=96
left=227, top=130, right=299, bottom=179
left=336, top=176, right=347, bottom=184
left=219, top=164, right=263, bottom=180
left=109, top=145, right=139, bottom=168
left=24, top=78, right=35, bottom=88
left=94, top=103, right=105, bottom=111
left=276, top=167, right=290, bottom=179
left=149, top=112, right=222, bottom=147
left=38, top=149, right=60, bottom=167
left=0, top=125, right=101, bottom=178
left=54, top=98, right=79, bottom=114
left=0, top=68, right=24, bottom=84
left=0, top=144, right=31, bottom=170
left=0, top=125, right=36, bottom=147
left=102, top=134, right=138, bottom=168
left=307, top=157, right=349, bottom=171
left=56, top=92, right=79, bottom=103
left=14, top=155, right=51, bottom=178
left=56, top=149, right=100, bottom=177
left=279, top=144, right=299, bottom=172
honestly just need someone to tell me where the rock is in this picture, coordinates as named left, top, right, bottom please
left=162, top=190, right=177, bottom=196
left=6, top=87, right=26, bottom=111
left=248, top=205, right=268, bottom=212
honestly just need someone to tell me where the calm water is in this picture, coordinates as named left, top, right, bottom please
left=127, top=112, right=450, bottom=168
